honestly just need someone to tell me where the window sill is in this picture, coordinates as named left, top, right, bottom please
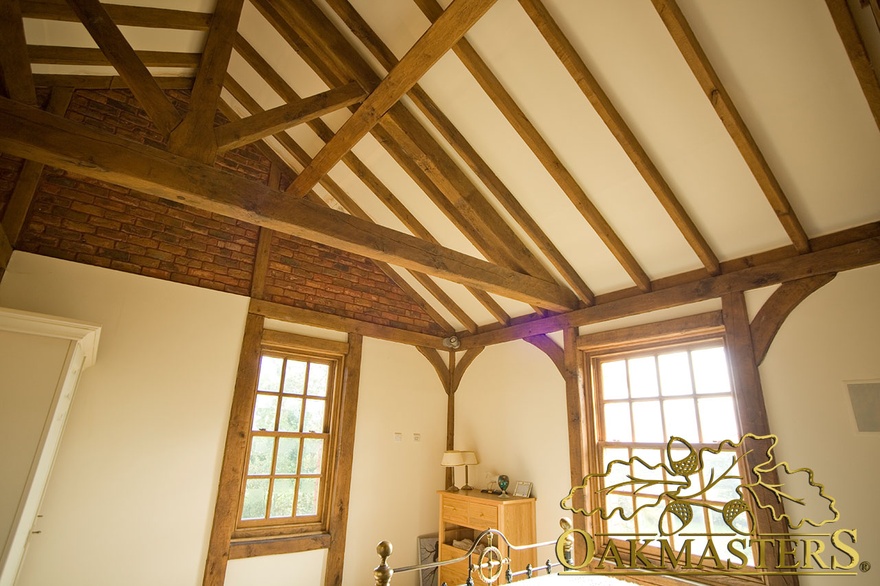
left=229, top=532, right=332, bottom=559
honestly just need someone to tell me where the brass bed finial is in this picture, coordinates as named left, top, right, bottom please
left=373, top=541, right=393, bottom=586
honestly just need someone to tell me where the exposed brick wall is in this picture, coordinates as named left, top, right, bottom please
left=20, top=170, right=259, bottom=294
left=265, top=232, right=448, bottom=335
left=7, top=87, right=444, bottom=335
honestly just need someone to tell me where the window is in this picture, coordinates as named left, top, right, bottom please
left=237, top=351, right=338, bottom=535
left=593, top=338, right=754, bottom=565
left=205, top=315, right=360, bottom=568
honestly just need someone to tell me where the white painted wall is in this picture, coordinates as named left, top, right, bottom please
left=760, top=264, right=880, bottom=585
left=341, top=338, right=448, bottom=586
left=0, top=253, right=249, bottom=586
left=453, top=341, right=571, bottom=561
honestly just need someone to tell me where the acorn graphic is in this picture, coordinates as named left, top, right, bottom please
left=667, top=436, right=699, bottom=477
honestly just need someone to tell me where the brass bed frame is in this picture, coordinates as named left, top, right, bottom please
left=372, top=519, right=574, bottom=586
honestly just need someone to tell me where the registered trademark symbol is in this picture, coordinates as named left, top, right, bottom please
left=859, top=561, right=871, bottom=573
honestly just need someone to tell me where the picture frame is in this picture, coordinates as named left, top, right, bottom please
left=513, top=481, right=532, bottom=498
left=417, top=533, right=439, bottom=586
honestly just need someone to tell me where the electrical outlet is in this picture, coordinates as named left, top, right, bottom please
left=413, top=433, right=421, bottom=442
left=394, top=432, right=402, bottom=442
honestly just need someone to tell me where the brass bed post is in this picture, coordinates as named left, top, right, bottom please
left=373, top=541, right=393, bottom=586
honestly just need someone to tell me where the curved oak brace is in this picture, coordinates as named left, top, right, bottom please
left=450, top=347, right=485, bottom=395
left=524, top=334, right=564, bottom=377
left=416, top=346, right=450, bottom=394
left=751, top=273, right=836, bottom=366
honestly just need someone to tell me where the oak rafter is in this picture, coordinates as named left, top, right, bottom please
left=824, top=0, right=880, bottom=132
left=651, top=0, right=811, bottom=255
left=0, top=0, right=37, bottom=105
left=414, top=0, right=652, bottom=293
left=519, top=0, right=720, bottom=276
left=65, top=0, right=183, bottom=135
left=215, top=82, right=366, bottom=153
left=286, top=0, right=499, bottom=199
left=324, top=0, right=595, bottom=306
left=21, top=0, right=211, bottom=30
left=167, top=0, right=244, bottom=163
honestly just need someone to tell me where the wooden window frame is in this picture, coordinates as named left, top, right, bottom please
left=202, top=314, right=362, bottom=586
left=233, top=348, right=341, bottom=540
left=576, top=311, right=784, bottom=586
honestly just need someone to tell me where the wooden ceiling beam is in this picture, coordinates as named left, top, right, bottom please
left=215, top=82, right=365, bottom=153
left=31, top=74, right=194, bottom=89
left=65, top=0, right=182, bottom=135
left=286, top=0, right=498, bottom=199
left=223, top=51, right=488, bottom=332
left=652, top=0, right=811, bottom=255
left=1, top=87, right=72, bottom=246
left=21, top=0, right=212, bottom=30
left=27, top=45, right=199, bottom=67
left=221, top=75, right=461, bottom=334
left=325, top=0, right=594, bottom=306
left=0, top=224, right=12, bottom=271
left=251, top=298, right=446, bottom=350
left=0, top=0, right=37, bottom=105
left=414, top=0, right=652, bottom=294
left=253, top=0, right=562, bottom=293
left=824, top=0, right=880, bottom=132
left=167, top=0, right=244, bottom=163
left=520, top=0, right=720, bottom=277
left=457, top=229, right=880, bottom=349
left=0, top=96, right=580, bottom=311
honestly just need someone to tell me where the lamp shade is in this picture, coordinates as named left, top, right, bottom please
left=440, top=450, right=465, bottom=467
left=461, top=451, right=479, bottom=465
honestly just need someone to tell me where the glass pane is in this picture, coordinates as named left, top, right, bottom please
left=691, top=347, right=731, bottom=394
left=283, top=360, right=307, bottom=394
left=701, top=451, right=742, bottom=502
left=241, top=478, right=269, bottom=520
left=628, top=356, right=659, bottom=398
left=632, top=401, right=663, bottom=442
left=275, top=438, right=301, bottom=474
left=605, top=494, right=635, bottom=534
left=248, top=436, right=274, bottom=476
left=658, top=352, right=693, bottom=396
left=257, top=356, right=283, bottom=392
left=697, top=397, right=738, bottom=442
left=270, top=478, right=296, bottom=518
left=296, top=478, right=320, bottom=516
left=602, top=447, right=631, bottom=492
left=631, top=448, right=664, bottom=495
left=301, top=438, right=324, bottom=474
left=635, top=496, right=663, bottom=536
left=600, top=360, right=628, bottom=400
left=252, top=394, right=278, bottom=431
left=303, top=398, right=326, bottom=433
left=662, top=398, right=698, bottom=442
left=603, top=403, right=632, bottom=442
left=307, top=362, right=330, bottom=396
left=278, top=396, right=302, bottom=432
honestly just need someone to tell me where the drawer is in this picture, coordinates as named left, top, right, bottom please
left=468, top=502, right=498, bottom=529
left=439, top=543, right=473, bottom=586
left=442, top=495, right=469, bottom=525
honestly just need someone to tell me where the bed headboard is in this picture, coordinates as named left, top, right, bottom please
left=372, top=518, right=574, bottom=586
